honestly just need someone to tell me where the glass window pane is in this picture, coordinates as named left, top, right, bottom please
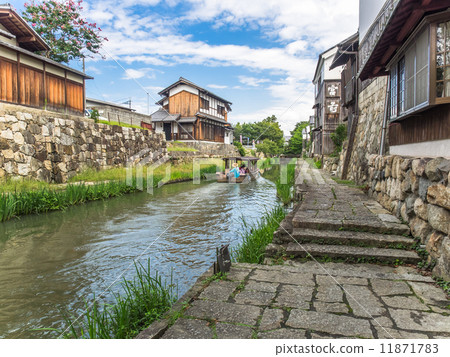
left=416, top=67, right=428, bottom=104
left=398, top=58, right=406, bottom=114
left=437, top=53, right=444, bottom=67
left=437, top=82, right=444, bottom=97
left=446, top=22, right=450, bottom=52
left=445, top=67, right=450, bottom=80
left=437, top=66, right=444, bottom=81
left=405, top=46, right=415, bottom=110
left=437, top=23, right=445, bottom=52
left=445, top=81, right=450, bottom=97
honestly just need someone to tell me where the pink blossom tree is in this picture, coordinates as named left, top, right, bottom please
left=23, top=0, right=107, bottom=63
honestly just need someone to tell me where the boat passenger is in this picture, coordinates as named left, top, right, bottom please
left=239, top=164, right=247, bottom=175
left=228, top=163, right=240, bottom=178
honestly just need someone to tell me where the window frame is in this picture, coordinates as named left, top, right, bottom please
left=200, top=97, right=209, bottom=110
left=387, top=11, right=450, bottom=122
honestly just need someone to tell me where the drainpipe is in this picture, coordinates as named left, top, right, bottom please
left=379, top=76, right=391, bottom=156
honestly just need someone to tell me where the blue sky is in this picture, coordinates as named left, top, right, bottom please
left=11, top=0, right=359, bottom=134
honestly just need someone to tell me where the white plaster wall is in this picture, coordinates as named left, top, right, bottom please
left=154, top=122, right=164, bottom=134
left=20, top=54, right=44, bottom=70
left=0, top=46, right=17, bottom=61
left=199, top=93, right=226, bottom=119
left=390, top=139, right=450, bottom=158
left=169, top=84, right=198, bottom=97
left=323, top=48, right=342, bottom=80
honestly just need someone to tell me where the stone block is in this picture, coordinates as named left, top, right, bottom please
left=400, top=158, right=412, bottom=171
left=427, top=204, right=450, bottom=235
left=2, top=149, right=14, bottom=159
left=426, top=231, right=445, bottom=259
left=1, top=129, right=13, bottom=139
left=414, top=197, right=428, bottom=220
left=425, top=157, right=448, bottom=182
left=427, top=184, right=450, bottom=210
left=432, top=237, right=450, bottom=281
left=412, top=158, right=429, bottom=177
left=418, top=177, right=432, bottom=201
left=410, top=216, right=432, bottom=242
left=17, top=163, right=29, bottom=176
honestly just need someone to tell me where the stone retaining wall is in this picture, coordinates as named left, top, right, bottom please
left=0, top=104, right=167, bottom=183
left=367, top=154, right=450, bottom=280
left=169, top=141, right=239, bottom=161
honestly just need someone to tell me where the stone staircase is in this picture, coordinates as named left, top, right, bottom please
left=266, top=175, right=421, bottom=266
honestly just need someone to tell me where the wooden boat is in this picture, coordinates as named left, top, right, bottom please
left=217, top=156, right=260, bottom=183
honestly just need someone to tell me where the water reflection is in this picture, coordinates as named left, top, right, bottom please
left=0, top=177, right=277, bottom=338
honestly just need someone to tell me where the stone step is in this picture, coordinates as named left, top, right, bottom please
left=292, top=214, right=410, bottom=235
left=274, top=228, right=415, bottom=249
left=285, top=243, right=421, bottom=265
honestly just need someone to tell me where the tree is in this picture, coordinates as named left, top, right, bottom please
left=256, top=139, right=281, bottom=157
left=23, top=0, right=107, bottom=63
left=330, top=124, right=347, bottom=156
left=233, top=115, right=284, bottom=148
left=285, top=121, right=309, bottom=155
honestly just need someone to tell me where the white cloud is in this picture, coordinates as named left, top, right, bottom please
left=122, top=68, right=155, bottom=80
left=238, top=76, right=270, bottom=87
left=82, top=0, right=358, bottom=133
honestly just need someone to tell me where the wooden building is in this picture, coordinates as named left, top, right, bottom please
left=358, top=0, right=450, bottom=157
left=312, top=46, right=345, bottom=155
left=150, top=77, right=234, bottom=143
left=0, top=5, right=91, bottom=115
left=330, top=33, right=359, bottom=178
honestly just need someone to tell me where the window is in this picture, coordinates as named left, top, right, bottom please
left=389, top=26, right=429, bottom=119
left=200, top=97, right=209, bottom=110
left=436, top=21, right=450, bottom=97
left=217, top=105, right=225, bottom=116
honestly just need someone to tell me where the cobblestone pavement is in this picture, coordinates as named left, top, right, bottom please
left=137, top=160, right=449, bottom=339
left=138, top=262, right=449, bottom=339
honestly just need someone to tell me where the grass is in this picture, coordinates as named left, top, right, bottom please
left=0, top=162, right=220, bottom=222
left=98, top=120, right=145, bottom=130
left=0, top=178, right=52, bottom=193
left=41, top=260, right=177, bottom=339
left=275, top=163, right=296, bottom=205
left=0, top=181, right=135, bottom=222
left=167, top=142, right=198, bottom=152
left=232, top=205, right=286, bottom=264
left=69, top=161, right=220, bottom=184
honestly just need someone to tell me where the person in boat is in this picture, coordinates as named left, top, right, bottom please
left=239, top=164, right=247, bottom=175
left=228, top=162, right=240, bottom=178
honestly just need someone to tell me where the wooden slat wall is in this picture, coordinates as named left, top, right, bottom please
left=19, top=65, right=44, bottom=108
left=0, top=59, right=18, bottom=103
left=0, top=56, right=84, bottom=115
left=66, top=80, right=83, bottom=114
left=389, top=105, right=450, bottom=146
left=46, top=74, right=65, bottom=112
left=169, top=91, right=199, bottom=117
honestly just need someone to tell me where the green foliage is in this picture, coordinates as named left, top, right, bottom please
left=285, top=121, right=309, bottom=155
left=23, top=0, right=107, bottom=63
left=90, top=108, right=100, bottom=123
left=0, top=163, right=219, bottom=222
left=46, top=260, right=176, bottom=339
left=275, top=162, right=296, bottom=205
left=330, top=124, right=347, bottom=156
left=314, top=160, right=322, bottom=169
left=232, top=206, right=286, bottom=264
left=233, top=115, right=284, bottom=149
left=233, top=141, right=246, bottom=156
left=256, top=139, right=281, bottom=157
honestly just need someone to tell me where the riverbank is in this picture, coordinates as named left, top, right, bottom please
left=0, top=161, right=220, bottom=222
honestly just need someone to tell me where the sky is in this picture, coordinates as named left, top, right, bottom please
left=10, top=0, right=359, bottom=134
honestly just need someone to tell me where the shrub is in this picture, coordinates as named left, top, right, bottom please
left=330, top=124, right=347, bottom=155
left=233, top=141, right=246, bottom=156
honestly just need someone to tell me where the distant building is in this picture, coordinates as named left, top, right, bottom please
left=86, top=98, right=151, bottom=128
left=312, top=46, right=345, bottom=156
left=150, top=77, right=234, bottom=144
left=0, top=4, right=91, bottom=115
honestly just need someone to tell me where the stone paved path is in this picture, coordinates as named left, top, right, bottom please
left=137, top=160, right=449, bottom=339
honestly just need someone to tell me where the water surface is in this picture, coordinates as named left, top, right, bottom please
left=0, top=178, right=277, bottom=338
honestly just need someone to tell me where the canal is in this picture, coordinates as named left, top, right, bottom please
left=0, top=177, right=278, bottom=338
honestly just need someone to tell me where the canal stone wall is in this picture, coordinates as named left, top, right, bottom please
left=169, top=141, right=239, bottom=161
left=0, top=103, right=167, bottom=183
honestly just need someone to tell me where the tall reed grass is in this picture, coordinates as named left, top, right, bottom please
left=44, top=260, right=176, bottom=339
left=232, top=206, right=286, bottom=264
left=275, top=163, right=296, bottom=205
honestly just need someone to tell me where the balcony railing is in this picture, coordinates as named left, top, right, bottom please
left=358, top=0, right=400, bottom=78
